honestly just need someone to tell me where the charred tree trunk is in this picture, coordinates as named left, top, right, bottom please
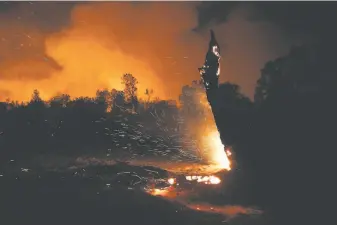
left=198, top=30, right=225, bottom=146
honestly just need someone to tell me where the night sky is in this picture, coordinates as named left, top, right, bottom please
left=0, top=1, right=335, bottom=101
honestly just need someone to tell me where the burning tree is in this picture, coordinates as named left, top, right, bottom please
left=198, top=30, right=224, bottom=145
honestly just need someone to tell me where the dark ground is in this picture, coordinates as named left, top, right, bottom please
left=0, top=162, right=266, bottom=225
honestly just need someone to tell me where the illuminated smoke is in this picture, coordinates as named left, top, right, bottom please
left=0, top=2, right=296, bottom=102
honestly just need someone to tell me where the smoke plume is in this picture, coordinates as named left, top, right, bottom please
left=0, top=2, right=299, bottom=101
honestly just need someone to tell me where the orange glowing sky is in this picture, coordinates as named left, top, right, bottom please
left=0, top=2, right=299, bottom=102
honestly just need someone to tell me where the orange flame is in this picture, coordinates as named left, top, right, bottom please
left=203, top=130, right=231, bottom=171
left=185, top=175, right=221, bottom=185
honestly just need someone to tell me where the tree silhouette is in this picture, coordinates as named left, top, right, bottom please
left=95, top=89, right=111, bottom=112
left=28, top=89, right=45, bottom=110
left=121, top=73, right=138, bottom=112
left=179, top=80, right=207, bottom=119
left=214, top=82, right=253, bottom=146
left=50, top=94, right=70, bottom=108
left=31, top=89, right=42, bottom=102
left=111, top=89, right=125, bottom=114
left=254, top=60, right=281, bottom=104
left=145, top=89, right=153, bottom=101
left=144, top=88, right=153, bottom=107
left=249, top=43, right=337, bottom=224
left=254, top=45, right=328, bottom=106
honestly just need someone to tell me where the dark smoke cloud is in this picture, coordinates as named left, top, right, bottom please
left=197, top=2, right=337, bottom=36
left=0, top=2, right=73, bottom=82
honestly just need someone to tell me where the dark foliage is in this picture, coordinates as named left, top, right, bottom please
left=235, top=43, right=335, bottom=225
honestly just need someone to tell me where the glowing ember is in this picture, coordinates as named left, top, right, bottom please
left=204, top=130, right=231, bottom=171
left=209, top=176, right=221, bottom=184
left=168, top=178, right=176, bottom=185
left=148, top=188, right=169, bottom=196
left=185, top=175, right=221, bottom=185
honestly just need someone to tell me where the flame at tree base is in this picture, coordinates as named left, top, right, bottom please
left=202, top=130, right=231, bottom=171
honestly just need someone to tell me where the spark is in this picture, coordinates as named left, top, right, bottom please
left=148, top=188, right=169, bottom=196
left=23, top=33, right=32, bottom=39
left=21, top=168, right=30, bottom=172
